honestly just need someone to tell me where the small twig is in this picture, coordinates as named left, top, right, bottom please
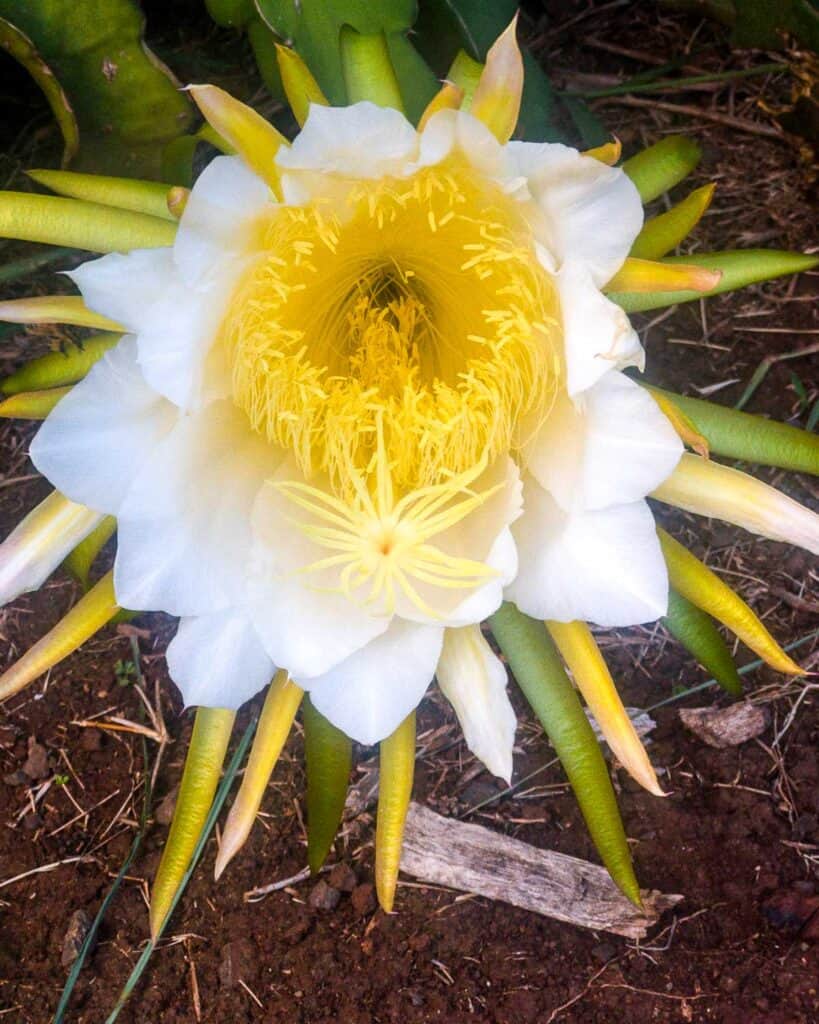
left=593, top=94, right=784, bottom=140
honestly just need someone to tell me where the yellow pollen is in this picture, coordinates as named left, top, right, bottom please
left=221, top=159, right=561, bottom=499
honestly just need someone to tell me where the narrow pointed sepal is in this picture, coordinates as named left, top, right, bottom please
left=622, top=136, right=702, bottom=202
left=275, top=44, right=328, bottom=126
left=27, top=169, right=177, bottom=221
left=0, top=569, right=118, bottom=702
left=187, top=85, right=286, bottom=195
left=653, top=453, right=819, bottom=556
left=546, top=621, right=664, bottom=797
left=648, top=388, right=709, bottom=458
left=150, top=707, right=236, bottom=938
left=648, top=388, right=819, bottom=477
left=1, top=334, right=120, bottom=395
left=470, top=16, right=523, bottom=143
left=166, top=187, right=190, bottom=219
left=304, top=696, right=353, bottom=875
left=63, top=516, right=117, bottom=591
left=489, top=604, right=642, bottom=906
left=418, top=81, right=464, bottom=131
left=630, top=183, right=715, bottom=259
left=662, top=589, right=743, bottom=697
left=583, top=139, right=622, bottom=165
left=611, top=249, right=819, bottom=312
left=339, top=28, right=404, bottom=111
left=605, top=257, right=721, bottom=294
left=658, top=529, right=803, bottom=675
left=446, top=50, right=483, bottom=109
left=0, top=491, right=103, bottom=607
left=0, top=192, right=177, bottom=252
left=214, top=672, right=302, bottom=880
left=0, top=296, right=122, bottom=331
left=375, top=711, right=416, bottom=913
left=0, top=386, right=72, bottom=419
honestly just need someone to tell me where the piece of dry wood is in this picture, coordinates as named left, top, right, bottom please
left=679, top=703, right=770, bottom=749
left=400, top=803, right=682, bottom=939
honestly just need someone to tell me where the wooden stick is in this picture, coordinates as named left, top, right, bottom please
left=400, top=803, right=682, bottom=939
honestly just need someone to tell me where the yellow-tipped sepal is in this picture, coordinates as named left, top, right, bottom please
left=0, top=491, right=103, bottom=606
left=1, top=334, right=120, bottom=394
left=418, top=81, right=464, bottom=131
left=275, top=44, right=328, bottom=126
left=546, top=621, right=664, bottom=796
left=470, top=16, right=523, bottom=143
left=0, top=569, right=118, bottom=702
left=187, top=84, right=287, bottom=195
left=375, top=711, right=416, bottom=913
left=0, top=296, right=122, bottom=331
left=658, top=530, right=802, bottom=675
left=27, top=169, right=177, bottom=221
left=653, top=453, right=819, bottom=556
left=605, top=257, right=721, bottom=294
left=150, top=707, right=235, bottom=937
left=583, top=139, right=622, bottom=165
left=214, top=672, right=303, bottom=880
left=630, top=184, right=715, bottom=260
left=0, top=386, right=72, bottom=419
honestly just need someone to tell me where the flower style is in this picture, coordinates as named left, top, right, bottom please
left=0, top=22, right=817, bottom=928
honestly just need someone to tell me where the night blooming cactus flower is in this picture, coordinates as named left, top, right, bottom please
left=0, top=22, right=817, bottom=932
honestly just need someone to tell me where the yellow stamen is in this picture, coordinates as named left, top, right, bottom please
left=546, top=621, right=664, bottom=796
left=215, top=672, right=303, bottom=879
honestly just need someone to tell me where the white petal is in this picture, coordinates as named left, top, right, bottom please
left=166, top=610, right=276, bottom=709
left=302, top=619, right=444, bottom=746
left=557, top=261, right=644, bottom=397
left=0, top=492, right=102, bottom=605
left=526, top=372, right=682, bottom=512
left=173, top=155, right=271, bottom=288
left=507, top=475, right=668, bottom=627
left=30, top=337, right=177, bottom=514
left=68, top=248, right=176, bottom=331
left=113, top=401, right=272, bottom=616
left=247, top=475, right=390, bottom=678
left=508, top=141, right=643, bottom=285
left=277, top=102, right=418, bottom=199
left=437, top=625, right=516, bottom=783
left=418, top=109, right=511, bottom=180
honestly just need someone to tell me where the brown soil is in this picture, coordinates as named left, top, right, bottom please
left=1, top=3, right=818, bottom=1022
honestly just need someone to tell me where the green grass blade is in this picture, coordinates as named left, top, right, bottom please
left=663, top=588, right=743, bottom=697
left=304, top=696, right=352, bottom=874
left=104, top=716, right=257, bottom=1023
left=648, top=387, right=819, bottom=475
left=489, top=603, right=641, bottom=906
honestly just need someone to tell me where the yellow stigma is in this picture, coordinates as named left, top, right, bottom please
left=222, top=159, right=561, bottom=498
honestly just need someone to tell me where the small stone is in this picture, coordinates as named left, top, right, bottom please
left=61, top=909, right=93, bottom=967
left=79, top=729, right=103, bottom=752
left=153, top=785, right=179, bottom=826
left=328, top=862, right=357, bottom=893
left=350, top=883, right=376, bottom=917
left=679, top=703, right=769, bottom=748
left=22, top=736, right=49, bottom=780
left=308, top=879, right=341, bottom=911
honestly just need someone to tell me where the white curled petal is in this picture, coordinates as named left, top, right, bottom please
left=113, top=401, right=272, bottom=616
left=247, top=477, right=390, bottom=678
left=418, top=109, right=512, bottom=180
left=166, top=610, right=276, bottom=709
left=277, top=102, right=418, bottom=185
left=30, top=337, right=177, bottom=514
left=174, top=155, right=272, bottom=288
left=508, top=141, right=643, bottom=285
left=437, top=625, right=516, bottom=783
left=526, top=372, right=683, bottom=512
left=557, top=261, right=644, bottom=397
left=0, top=492, right=102, bottom=605
left=301, top=619, right=444, bottom=747
left=68, top=248, right=175, bottom=331
left=507, top=475, right=668, bottom=627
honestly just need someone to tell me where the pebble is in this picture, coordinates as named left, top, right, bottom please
left=350, top=883, right=376, bottom=916
left=22, top=736, right=49, bottom=780
left=328, top=862, right=357, bottom=893
left=61, top=909, right=93, bottom=967
left=308, top=880, right=341, bottom=911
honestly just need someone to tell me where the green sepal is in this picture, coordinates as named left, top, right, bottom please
left=488, top=603, right=642, bottom=907
left=662, top=589, right=743, bottom=697
left=1, top=333, right=119, bottom=395
left=303, top=695, right=352, bottom=875
left=63, top=516, right=117, bottom=591
left=649, top=387, right=819, bottom=476
left=630, top=184, right=714, bottom=259
left=622, top=136, right=701, bottom=202
left=339, top=27, right=404, bottom=111
left=610, top=249, right=819, bottom=312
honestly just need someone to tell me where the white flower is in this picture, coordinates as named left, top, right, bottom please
left=12, top=99, right=682, bottom=773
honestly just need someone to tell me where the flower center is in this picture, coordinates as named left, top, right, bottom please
left=222, top=159, right=561, bottom=498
